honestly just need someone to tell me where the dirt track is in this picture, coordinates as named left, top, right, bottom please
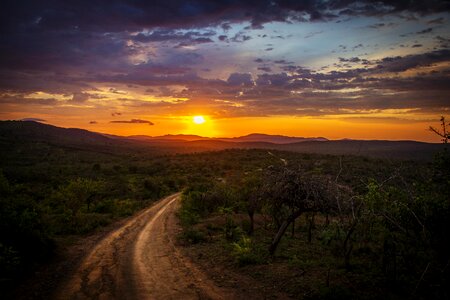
left=54, top=194, right=230, bottom=300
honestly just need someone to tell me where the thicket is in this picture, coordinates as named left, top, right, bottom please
left=179, top=148, right=449, bottom=299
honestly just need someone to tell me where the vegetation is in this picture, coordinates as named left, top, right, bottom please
left=178, top=144, right=449, bottom=299
left=0, top=120, right=448, bottom=299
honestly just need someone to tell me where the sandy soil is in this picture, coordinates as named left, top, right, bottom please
left=53, top=193, right=233, bottom=300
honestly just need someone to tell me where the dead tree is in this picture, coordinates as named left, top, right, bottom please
left=429, top=116, right=449, bottom=144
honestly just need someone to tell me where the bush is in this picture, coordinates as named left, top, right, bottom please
left=232, top=236, right=261, bottom=266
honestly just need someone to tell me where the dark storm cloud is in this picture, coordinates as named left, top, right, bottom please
left=2, top=1, right=449, bottom=34
left=110, top=119, right=154, bottom=125
left=1, top=0, right=448, bottom=76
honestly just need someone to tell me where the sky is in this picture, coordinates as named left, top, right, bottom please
left=0, top=0, right=449, bottom=141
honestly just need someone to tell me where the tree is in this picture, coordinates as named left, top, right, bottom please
left=57, top=178, right=103, bottom=216
left=261, top=167, right=333, bottom=255
left=429, top=116, right=449, bottom=144
left=240, top=174, right=263, bottom=235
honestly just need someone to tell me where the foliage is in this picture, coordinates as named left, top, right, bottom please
left=0, top=131, right=447, bottom=298
left=231, top=236, right=262, bottom=266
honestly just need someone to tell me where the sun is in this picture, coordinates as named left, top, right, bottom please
left=193, top=115, right=205, bottom=124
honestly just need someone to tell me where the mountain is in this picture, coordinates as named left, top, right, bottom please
left=126, top=133, right=327, bottom=144
left=128, top=134, right=211, bottom=142
left=0, top=120, right=112, bottom=145
left=218, top=133, right=328, bottom=144
left=0, top=120, right=444, bottom=160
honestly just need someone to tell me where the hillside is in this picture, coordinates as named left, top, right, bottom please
left=0, top=120, right=444, bottom=160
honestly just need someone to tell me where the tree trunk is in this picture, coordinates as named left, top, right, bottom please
left=343, top=220, right=356, bottom=269
left=248, top=211, right=254, bottom=235
left=308, top=213, right=315, bottom=243
left=269, top=210, right=302, bottom=255
left=291, top=218, right=295, bottom=238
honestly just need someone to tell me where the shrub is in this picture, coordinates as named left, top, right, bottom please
left=232, top=236, right=261, bottom=266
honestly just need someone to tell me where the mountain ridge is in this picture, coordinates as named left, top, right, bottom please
left=127, top=133, right=328, bottom=144
left=0, top=120, right=444, bottom=160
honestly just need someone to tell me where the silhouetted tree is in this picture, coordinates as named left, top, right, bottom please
left=429, top=116, right=449, bottom=144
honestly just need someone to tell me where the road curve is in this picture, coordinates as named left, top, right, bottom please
left=54, top=193, right=228, bottom=300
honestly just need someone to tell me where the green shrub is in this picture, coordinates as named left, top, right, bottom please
left=232, top=236, right=261, bottom=266
left=224, top=216, right=243, bottom=241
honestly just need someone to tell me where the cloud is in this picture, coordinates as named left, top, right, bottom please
left=257, top=67, right=272, bottom=72
left=71, top=92, right=90, bottom=103
left=110, top=119, right=154, bottom=125
left=0, top=1, right=449, bottom=122
left=2, top=1, right=448, bottom=38
left=416, top=28, right=433, bottom=34
left=367, top=22, right=396, bottom=29
left=304, top=31, right=323, bottom=38
left=20, top=118, right=47, bottom=122
left=230, top=33, right=252, bottom=43
left=0, top=94, right=58, bottom=106
left=227, top=73, right=254, bottom=86
left=427, top=17, right=445, bottom=24
left=133, top=29, right=215, bottom=43
left=89, top=121, right=98, bottom=124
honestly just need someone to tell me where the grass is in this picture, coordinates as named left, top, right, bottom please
left=178, top=212, right=397, bottom=299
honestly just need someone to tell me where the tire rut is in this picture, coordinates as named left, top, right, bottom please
left=53, top=193, right=230, bottom=300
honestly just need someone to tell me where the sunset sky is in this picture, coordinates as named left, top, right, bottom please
left=0, top=1, right=449, bottom=141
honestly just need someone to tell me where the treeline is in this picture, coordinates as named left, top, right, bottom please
left=179, top=149, right=449, bottom=299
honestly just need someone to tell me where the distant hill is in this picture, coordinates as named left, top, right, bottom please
left=0, top=120, right=444, bottom=160
left=0, top=120, right=112, bottom=145
left=127, top=133, right=328, bottom=144
left=217, top=133, right=328, bottom=144
left=181, top=139, right=443, bottom=160
left=128, top=134, right=210, bottom=142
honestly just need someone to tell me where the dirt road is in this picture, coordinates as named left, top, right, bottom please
left=55, top=194, right=229, bottom=300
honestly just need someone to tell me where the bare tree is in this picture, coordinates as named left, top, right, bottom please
left=262, top=167, right=333, bottom=255
left=429, top=116, right=449, bottom=144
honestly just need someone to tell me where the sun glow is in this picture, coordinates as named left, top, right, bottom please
left=193, top=115, right=205, bottom=124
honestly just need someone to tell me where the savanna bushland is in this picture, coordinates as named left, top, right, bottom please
left=178, top=126, right=449, bottom=299
left=0, top=120, right=448, bottom=299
